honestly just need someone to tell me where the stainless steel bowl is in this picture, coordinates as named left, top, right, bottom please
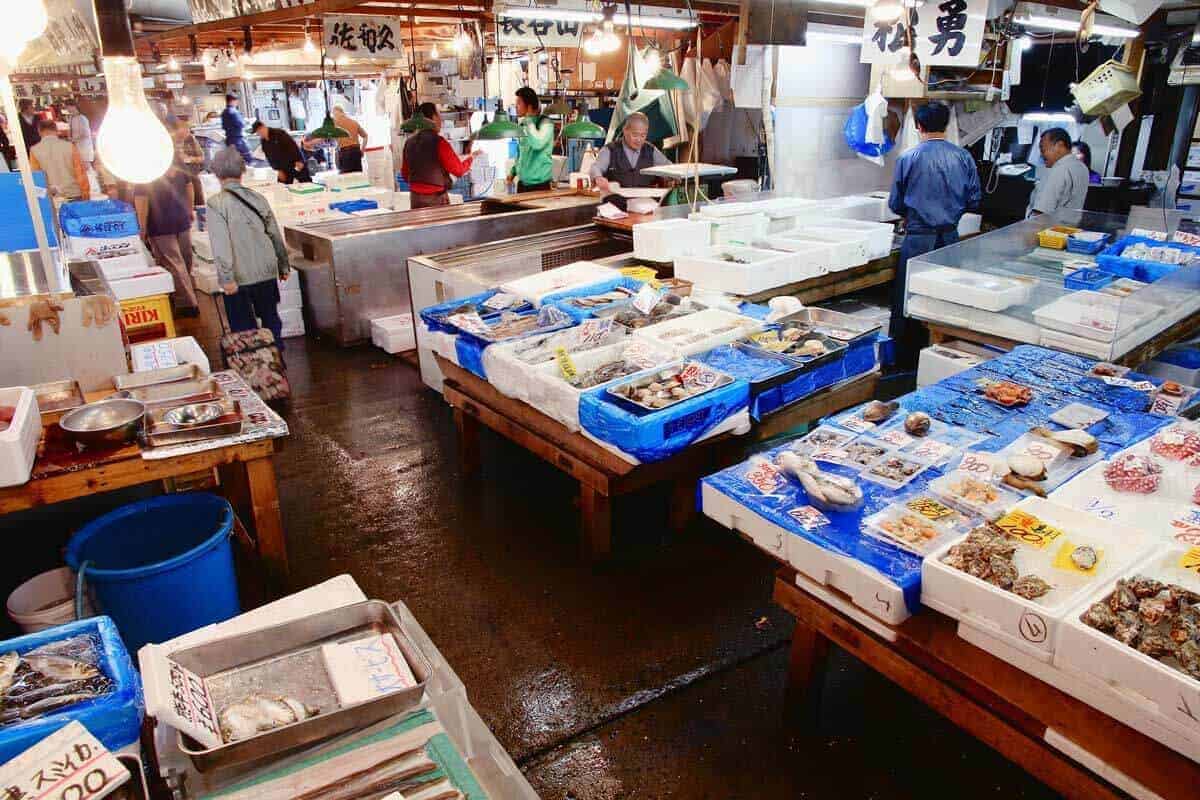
left=59, top=399, right=146, bottom=448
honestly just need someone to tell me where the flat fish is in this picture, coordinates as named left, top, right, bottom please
left=219, top=694, right=317, bottom=743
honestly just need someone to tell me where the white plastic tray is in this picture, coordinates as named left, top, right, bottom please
left=1033, top=291, right=1160, bottom=343
left=764, top=233, right=855, bottom=272
left=674, top=245, right=802, bottom=295
left=631, top=307, right=763, bottom=357
left=498, top=261, right=621, bottom=306
left=907, top=295, right=1043, bottom=344
left=909, top=267, right=1034, bottom=313
left=921, top=496, right=1156, bottom=662
left=790, top=225, right=873, bottom=266
left=632, top=218, right=714, bottom=261
left=0, top=387, right=39, bottom=488
left=818, top=218, right=896, bottom=260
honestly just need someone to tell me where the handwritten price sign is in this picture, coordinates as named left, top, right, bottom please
left=745, top=460, right=783, bottom=494
left=905, top=496, right=956, bottom=521
left=958, top=451, right=1000, bottom=476
left=908, top=439, right=955, bottom=465
left=879, top=429, right=914, bottom=448
left=0, top=721, right=130, bottom=800
left=788, top=506, right=831, bottom=531
left=994, top=509, right=1064, bottom=549
left=838, top=414, right=875, bottom=433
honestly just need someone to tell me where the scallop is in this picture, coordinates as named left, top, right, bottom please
left=1007, top=454, right=1047, bottom=480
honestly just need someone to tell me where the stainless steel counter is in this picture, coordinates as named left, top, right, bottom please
left=0, top=249, right=71, bottom=301
left=284, top=194, right=601, bottom=345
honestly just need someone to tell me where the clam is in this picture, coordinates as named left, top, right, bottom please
left=1003, top=473, right=1048, bottom=497
left=1008, top=454, right=1047, bottom=480
left=861, top=400, right=899, bottom=423
left=904, top=412, right=932, bottom=437
left=1031, top=426, right=1098, bottom=458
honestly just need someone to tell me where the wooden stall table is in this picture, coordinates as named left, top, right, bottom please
left=773, top=567, right=1200, bottom=800
left=0, top=379, right=291, bottom=594
left=436, top=355, right=877, bottom=561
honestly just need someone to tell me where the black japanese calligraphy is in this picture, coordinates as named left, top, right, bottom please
left=929, top=0, right=967, bottom=56
left=354, top=21, right=397, bottom=54
left=872, top=14, right=914, bottom=53
left=328, top=21, right=357, bottom=51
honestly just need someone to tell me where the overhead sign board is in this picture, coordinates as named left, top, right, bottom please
left=188, top=0, right=315, bottom=24
left=497, top=15, right=586, bottom=48
left=861, top=0, right=987, bottom=68
left=323, top=15, right=406, bottom=60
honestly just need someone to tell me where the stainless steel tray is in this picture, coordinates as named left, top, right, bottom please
left=144, top=398, right=243, bottom=446
left=777, top=307, right=881, bottom=345
left=31, top=379, right=86, bottom=423
left=114, top=377, right=222, bottom=407
left=605, top=360, right=735, bottom=413
left=738, top=327, right=847, bottom=371
left=112, top=364, right=204, bottom=390
left=173, top=600, right=431, bottom=773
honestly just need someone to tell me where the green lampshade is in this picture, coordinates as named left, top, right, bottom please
left=401, top=111, right=436, bottom=133
left=476, top=114, right=522, bottom=140
left=311, top=114, right=350, bottom=140
left=562, top=119, right=606, bottom=139
left=546, top=98, right=571, bottom=116
left=645, top=67, right=689, bottom=91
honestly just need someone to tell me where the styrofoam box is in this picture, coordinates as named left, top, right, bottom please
left=632, top=218, right=714, bottom=262
left=922, top=497, right=1156, bottom=662
left=908, top=295, right=1043, bottom=343
left=1033, top=292, right=1161, bottom=343
left=700, top=481, right=912, bottom=625
left=764, top=233, right=848, bottom=272
left=528, top=341, right=673, bottom=431
left=94, top=250, right=151, bottom=279
left=279, top=288, right=303, bottom=311
left=499, top=261, right=621, bottom=306
left=108, top=267, right=175, bottom=301
left=958, top=212, right=982, bottom=237
left=279, top=307, right=305, bottom=338
left=0, top=387, right=40, bottom=488
left=632, top=308, right=764, bottom=357
left=130, top=336, right=211, bottom=375
left=370, top=313, right=415, bottom=354
left=787, top=226, right=873, bottom=269
left=916, top=342, right=989, bottom=387
left=817, top=218, right=896, bottom=260
left=909, top=266, right=1034, bottom=313
left=1057, top=545, right=1200, bottom=739
left=674, top=245, right=802, bottom=295
left=690, top=210, right=769, bottom=247
left=481, top=325, right=629, bottom=403
left=66, top=233, right=141, bottom=261
left=831, top=193, right=901, bottom=223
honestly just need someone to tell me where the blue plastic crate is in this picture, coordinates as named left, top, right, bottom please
left=1065, top=232, right=1110, bottom=255
left=1096, top=235, right=1199, bottom=283
left=59, top=199, right=138, bottom=239
left=1064, top=267, right=1115, bottom=291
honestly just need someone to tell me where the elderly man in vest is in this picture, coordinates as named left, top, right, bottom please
left=29, top=119, right=90, bottom=201
left=588, top=111, right=670, bottom=196
left=401, top=103, right=479, bottom=209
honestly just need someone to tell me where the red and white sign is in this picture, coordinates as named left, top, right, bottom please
left=0, top=721, right=130, bottom=800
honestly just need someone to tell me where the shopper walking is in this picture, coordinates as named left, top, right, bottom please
left=222, top=94, right=253, bottom=164
left=332, top=106, right=368, bottom=173
left=251, top=121, right=311, bottom=184
left=29, top=119, right=90, bottom=201
left=1028, top=128, right=1090, bottom=217
left=402, top=103, right=477, bottom=209
left=65, top=100, right=94, bottom=167
left=135, top=163, right=202, bottom=316
left=18, top=99, right=40, bottom=152
left=506, top=87, right=554, bottom=193
left=887, top=101, right=980, bottom=365
left=206, top=147, right=291, bottom=347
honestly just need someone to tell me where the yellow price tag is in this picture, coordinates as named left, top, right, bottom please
left=555, top=347, right=577, bottom=380
left=621, top=266, right=659, bottom=283
left=994, top=509, right=1065, bottom=550
left=905, top=497, right=956, bottom=522
left=1178, top=547, right=1200, bottom=573
left=1051, top=539, right=1104, bottom=575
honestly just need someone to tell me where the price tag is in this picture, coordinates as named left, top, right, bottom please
left=837, top=414, right=875, bottom=433
left=907, top=438, right=956, bottom=466
left=632, top=284, right=661, bottom=315
left=1179, top=547, right=1200, bottom=573
left=555, top=347, right=577, bottom=380
left=1171, top=510, right=1200, bottom=545
left=994, top=509, right=1065, bottom=549
left=679, top=362, right=719, bottom=389
left=788, top=506, right=831, bottom=531
left=1082, top=496, right=1119, bottom=521
left=878, top=429, right=914, bottom=448
left=620, top=266, right=659, bottom=282
left=1151, top=392, right=1185, bottom=417
left=483, top=292, right=518, bottom=310
left=1131, top=227, right=1168, bottom=241
left=905, top=496, right=956, bottom=521
left=745, top=459, right=782, bottom=494
left=1173, top=230, right=1200, bottom=246
left=576, top=317, right=614, bottom=349
left=959, top=451, right=1002, bottom=477
left=0, top=721, right=131, bottom=800
left=621, top=341, right=659, bottom=370
left=446, top=311, right=491, bottom=336
left=1021, top=439, right=1067, bottom=465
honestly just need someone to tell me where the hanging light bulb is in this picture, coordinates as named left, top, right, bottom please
left=304, top=35, right=317, bottom=55
left=430, top=42, right=440, bottom=60
left=601, top=21, right=620, bottom=53
left=96, top=57, right=173, bottom=183
left=0, top=0, right=47, bottom=69
left=167, top=55, right=179, bottom=70
left=645, top=49, right=661, bottom=74
left=583, top=28, right=605, bottom=56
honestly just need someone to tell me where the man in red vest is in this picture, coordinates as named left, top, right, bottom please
left=401, top=103, right=479, bottom=209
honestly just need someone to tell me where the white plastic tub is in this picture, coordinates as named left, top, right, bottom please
left=632, top=218, right=714, bottom=261
left=909, top=266, right=1035, bottom=313
left=527, top=341, right=673, bottom=431
left=818, top=218, right=896, bottom=260
left=674, top=245, right=802, bottom=295
left=921, top=496, right=1155, bottom=662
left=1033, top=291, right=1160, bottom=343
left=371, top=313, right=416, bottom=354
left=7, top=566, right=92, bottom=633
left=631, top=308, right=763, bottom=357
left=499, top=261, right=621, bottom=306
left=0, top=387, right=40, bottom=488
left=791, top=225, right=873, bottom=266
left=764, top=233, right=851, bottom=272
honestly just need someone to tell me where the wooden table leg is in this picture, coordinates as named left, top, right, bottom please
left=668, top=478, right=696, bottom=534
left=219, top=455, right=289, bottom=597
left=784, top=617, right=831, bottom=727
left=579, top=484, right=612, bottom=561
left=454, top=407, right=481, bottom=477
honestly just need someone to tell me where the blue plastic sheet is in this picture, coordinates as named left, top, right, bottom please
left=329, top=199, right=379, bottom=213
left=543, top=276, right=646, bottom=322
left=843, top=103, right=894, bottom=159
left=418, top=290, right=533, bottom=334
left=59, top=199, right=138, bottom=239
left=0, top=616, right=143, bottom=764
left=454, top=335, right=489, bottom=380
left=579, top=370, right=750, bottom=462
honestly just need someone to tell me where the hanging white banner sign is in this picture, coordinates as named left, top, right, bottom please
left=497, top=15, right=585, bottom=48
left=860, top=0, right=987, bottom=68
left=323, top=15, right=406, bottom=60
left=189, top=0, right=315, bottom=25
left=203, top=48, right=244, bottom=81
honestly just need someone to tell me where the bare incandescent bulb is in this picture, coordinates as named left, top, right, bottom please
left=96, top=57, right=173, bottom=183
left=0, top=1, right=48, bottom=69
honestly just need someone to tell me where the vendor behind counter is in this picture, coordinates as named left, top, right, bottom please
left=589, top=111, right=670, bottom=207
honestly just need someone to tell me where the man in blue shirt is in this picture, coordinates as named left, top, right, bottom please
left=221, top=94, right=253, bottom=164
left=887, top=101, right=981, bottom=365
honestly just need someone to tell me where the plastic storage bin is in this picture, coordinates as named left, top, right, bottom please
left=1032, top=291, right=1159, bottom=343
left=1096, top=235, right=1200, bottom=283
left=1037, top=225, right=1082, bottom=249
left=632, top=218, right=714, bottom=261
left=1066, top=231, right=1111, bottom=255
left=371, top=313, right=416, bottom=353
left=1064, top=267, right=1115, bottom=291
left=1072, top=59, right=1142, bottom=117
left=909, top=266, right=1034, bottom=312
left=0, top=386, right=40, bottom=488
left=674, top=245, right=801, bottom=295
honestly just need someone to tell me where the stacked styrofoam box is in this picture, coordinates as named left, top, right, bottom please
left=750, top=198, right=820, bottom=235
left=0, top=387, right=40, bottom=488
left=916, top=341, right=994, bottom=387
left=632, top=218, right=714, bottom=262
left=674, top=245, right=802, bottom=295
left=690, top=203, right=769, bottom=247
left=66, top=233, right=142, bottom=262
left=278, top=270, right=304, bottom=338
left=819, top=218, right=897, bottom=260
left=764, top=233, right=851, bottom=272
left=371, top=314, right=415, bottom=354
left=790, top=225, right=873, bottom=266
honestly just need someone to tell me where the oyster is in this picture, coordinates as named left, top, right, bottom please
left=1082, top=601, right=1117, bottom=631
left=904, top=412, right=932, bottom=437
left=1179, top=640, right=1200, bottom=680
left=1114, top=611, right=1144, bottom=646
left=987, top=555, right=1018, bottom=590
left=1070, top=545, right=1098, bottom=572
left=1013, top=574, right=1052, bottom=600
left=1138, top=633, right=1177, bottom=659
left=861, top=400, right=898, bottom=423
left=1139, top=597, right=1170, bottom=627
left=1131, top=577, right=1167, bottom=599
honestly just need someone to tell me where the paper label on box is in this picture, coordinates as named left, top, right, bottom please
left=1179, top=547, right=1200, bottom=573
left=446, top=311, right=490, bottom=336
left=483, top=292, right=518, bottom=310
left=994, top=509, right=1064, bottom=550
left=788, top=506, right=831, bottom=531
left=632, top=284, right=661, bottom=316
left=1131, top=228, right=1168, bottom=241
left=152, top=658, right=224, bottom=749
left=744, top=459, right=782, bottom=494
left=554, top=348, right=577, bottom=381
left=0, top=721, right=130, bottom=800
left=1150, top=392, right=1186, bottom=417
left=131, top=341, right=179, bottom=372
left=322, top=633, right=417, bottom=706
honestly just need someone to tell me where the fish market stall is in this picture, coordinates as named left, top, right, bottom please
left=908, top=210, right=1200, bottom=365
left=702, top=344, right=1200, bottom=797
left=284, top=190, right=601, bottom=346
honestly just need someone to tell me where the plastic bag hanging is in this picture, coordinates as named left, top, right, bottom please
left=864, top=89, right=888, bottom=146
left=946, top=104, right=961, bottom=146
left=899, top=106, right=921, bottom=154
left=844, top=102, right=894, bottom=167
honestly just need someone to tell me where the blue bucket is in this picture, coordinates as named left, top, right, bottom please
left=65, top=493, right=242, bottom=653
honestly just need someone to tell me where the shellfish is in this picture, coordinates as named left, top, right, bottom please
left=904, top=412, right=932, bottom=437
left=861, top=400, right=898, bottom=423
left=1030, top=426, right=1098, bottom=458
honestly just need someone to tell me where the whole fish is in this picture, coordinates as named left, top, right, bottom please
left=0, top=692, right=101, bottom=723
left=219, top=694, right=317, bottom=743
left=0, top=652, right=18, bottom=696
left=24, top=654, right=100, bottom=682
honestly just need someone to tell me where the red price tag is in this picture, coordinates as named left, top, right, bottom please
left=745, top=460, right=782, bottom=494
left=958, top=452, right=997, bottom=475
left=788, top=506, right=831, bottom=531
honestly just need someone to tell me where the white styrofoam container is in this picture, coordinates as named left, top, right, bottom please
left=1033, top=291, right=1160, bottom=344
left=94, top=250, right=151, bottom=279
left=631, top=308, right=764, bottom=357
left=66, top=233, right=142, bottom=261
left=922, top=497, right=1156, bottom=662
left=907, top=295, right=1043, bottom=343
left=690, top=210, right=768, bottom=247
left=674, top=245, right=802, bottom=295
left=831, top=193, right=901, bottom=223
left=499, top=261, right=621, bottom=306
left=0, top=387, right=40, bottom=488
left=193, top=266, right=220, bottom=296
left=107, top=267, right=176, bottom=301
left=916, top=342, right=989, bottom=387
left=778, top=227, right=871, bottom=270
left=1057, top=545, right=1200, bottom=739
left=764, top=234, right=851, bottom=272
left=279, top=307, right=305, bottom=338
left=909, top=266, right=1034, bottom=313
left=700, top=481, right=912, bottom=625
left=817, top=218, right=896, bottom=260
left=371, top=313, right=416, bottom=354
left=632, top=218, right=714, bottom=261
left=480, top=325, right=629, bottom=403
left=129, top=336, right=211, bottom=376
left=958, top=212, right=982, bottom=237
left=527, top=341, right=674, bottom=431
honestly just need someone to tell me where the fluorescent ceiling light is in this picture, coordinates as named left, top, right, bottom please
left=498, top=7, right=696, bottom=29
left=805, top=24, right=864, bottom=44
left=1022, top=111, right=1075, bottom=122
left=1015, top=12, right=1139, bottom=38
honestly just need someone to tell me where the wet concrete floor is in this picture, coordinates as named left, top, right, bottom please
left=276, top=336, right=1059, bottom=799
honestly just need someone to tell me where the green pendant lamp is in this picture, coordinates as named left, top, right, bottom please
left=546, top=97, right=571, bottom=116
left=400, top=111, right=436, bottom=133
left=562, top=118, right=606, bottom=139
left=645, top=66, right=689, bottom=91
left=312, top=52, right=350, bottom=140
left=476, top=102, right=522, bottom=140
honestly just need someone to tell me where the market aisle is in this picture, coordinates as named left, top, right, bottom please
left=275, top=336, right=1061, bottom=799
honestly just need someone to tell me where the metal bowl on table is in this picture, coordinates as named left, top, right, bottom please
left=59, top=399, right=146, bottom=448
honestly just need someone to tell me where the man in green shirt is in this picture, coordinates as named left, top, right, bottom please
left=506, top=87, right=555, bottom=192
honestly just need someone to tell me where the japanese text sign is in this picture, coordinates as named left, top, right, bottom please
left=0, top=721, right=130, bottom=800
left=860, top=0, right=986, bottom=68
left=323, top=15, right=404, bottom=60
left=497, top=14, right=585, bottom=48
